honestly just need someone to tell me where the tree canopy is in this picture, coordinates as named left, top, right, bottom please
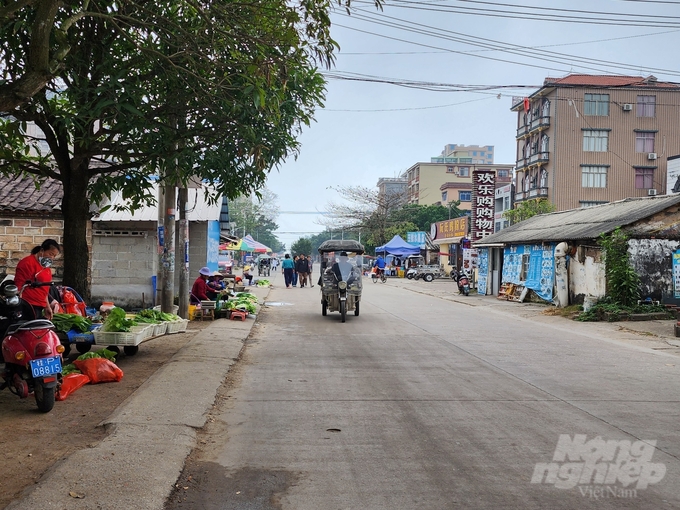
left=0, top=0, right=369, bottom=298
left=502, top=199, right=556, bottom=225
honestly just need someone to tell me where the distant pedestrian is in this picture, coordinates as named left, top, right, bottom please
left=296, top=254, right=310, bottom=287
left=307, top=255, right=314, bottom=287
left=292, top=255, right=299, bottom=286
left=281, top=254, right=295, bottom=288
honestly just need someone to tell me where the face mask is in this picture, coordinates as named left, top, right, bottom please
left=39, top=257, right=53, bottom=268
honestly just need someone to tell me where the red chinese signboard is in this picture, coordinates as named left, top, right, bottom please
left=431, top=216, right=468, bottom=241
left=472, top=169, right=496, bottom=240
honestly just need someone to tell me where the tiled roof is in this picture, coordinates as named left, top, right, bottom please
left=474, top=194, right=680, bottom=246
left=543, top=74, right=679, bottom=89
left=0, top=176, right=62, bottom=213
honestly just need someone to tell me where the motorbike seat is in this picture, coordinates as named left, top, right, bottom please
left=6, top=319, right=54, bottom=335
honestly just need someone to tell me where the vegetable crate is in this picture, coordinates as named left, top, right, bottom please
left=153, top=322, right=168, bottom=336
left=93, top=330, right=147, bottom=346
left=166, top=319, right=189, bottom=334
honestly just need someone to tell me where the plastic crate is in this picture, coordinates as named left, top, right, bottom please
left=153, top=305, right=179, bottom=314
left=66, top=329, right=95, bottom=343
left=130, top=324, right=154, bottom=339
left=153, top=322, right=168, bottom=336
left=166, top=319, right=189, bottom=334
left=93, top=330, right=146, bottom=346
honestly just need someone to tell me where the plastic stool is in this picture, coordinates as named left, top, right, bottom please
left=230, top=310, right=247, bottom=321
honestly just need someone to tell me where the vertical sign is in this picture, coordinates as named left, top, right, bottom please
left=472, top=169, right=496, bottom=240
left=673, top=250, right=680, bottom=298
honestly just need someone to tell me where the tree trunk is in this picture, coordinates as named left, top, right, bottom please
left=60, top=161, right=92, bottom=302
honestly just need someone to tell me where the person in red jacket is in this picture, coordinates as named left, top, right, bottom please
left=14, top=239, right=61, bottom=320
left=190, top=267, right=212, bottom=304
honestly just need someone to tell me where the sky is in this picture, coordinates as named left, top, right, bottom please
left=265, top=0, right=680, bottom=249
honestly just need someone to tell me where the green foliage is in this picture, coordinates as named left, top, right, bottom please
left=291, top=238, right=313, bottom=257
left=598, top=228, right=640, bottom=307
left=502, top=199, right=556, bottom=224
left=388, top=203, right=462, bottom=232
left=576, top=301, right=671, bottom=322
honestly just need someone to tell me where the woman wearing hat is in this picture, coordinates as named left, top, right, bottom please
left=207, top=271, right=226, bottom=299
left=191, top=266, right=212, bottom=304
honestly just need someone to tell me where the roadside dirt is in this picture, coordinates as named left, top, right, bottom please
left=0, top=322, right=211, bottom=510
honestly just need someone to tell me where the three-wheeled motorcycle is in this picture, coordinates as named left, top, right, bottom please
left=318, top=240, right=364, bottom=323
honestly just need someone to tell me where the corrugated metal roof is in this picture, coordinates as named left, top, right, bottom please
left=95, top=184, right=220, bottom=222
left=474, top=195, right=680, bottom=246
left=0, top=176, right=62, bottom=213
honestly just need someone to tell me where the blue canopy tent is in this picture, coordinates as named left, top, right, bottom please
left=374, top=235, right=420, bottom=256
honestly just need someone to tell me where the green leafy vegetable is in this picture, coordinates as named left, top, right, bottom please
left=102, top=307, right=136, bottom=332
left=61, top=363, right=81, bottom=376
left=52, top=313, right=92, bottom=333
left=76, top=348, right=118, bottom=362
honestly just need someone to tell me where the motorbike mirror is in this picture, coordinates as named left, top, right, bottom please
left=3, top=284, right=18, bottom=298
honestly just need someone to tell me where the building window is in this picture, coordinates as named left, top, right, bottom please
left=446, top=166, right=455, bottom=173
left=442, top=191, right=448, bottom=202
left=497, top=169, right=509, bottom=178
left=635, top=131, right=655, bottom=153
left=504, top=196, right=510, bottom=209
left=459, top=191, right=471, bottom=201
left=580, top=201, right=609, bottom=208
left=583, top=130, right=609, bottom=152
left=635, top=168, right=654, bottom=189
left=520, top=254, right=530, bottom=281
left=458, top=167, right=470, bottom=177
left=584, top=94, right=609, bottom=116
left=637, top=95, right=656, bottom=117
left=581, top=166, right=608, bottom=188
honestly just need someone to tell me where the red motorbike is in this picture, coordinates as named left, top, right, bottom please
left=0, top=279, right=64, bottom=412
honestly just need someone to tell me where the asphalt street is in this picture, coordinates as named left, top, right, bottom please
left=7, top=273, right=680, bottom=510
left=167, top=275, right=680, bottom=510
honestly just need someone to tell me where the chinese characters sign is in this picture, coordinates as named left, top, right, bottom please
left=407, top=231, right=426, bottom=248
left=472, top=169, right=496, bottom=240
left=432, top=217, right=468, bottom=241
left=673, top=251, right=680, bottom=298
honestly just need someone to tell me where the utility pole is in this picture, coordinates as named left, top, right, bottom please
left=156, top=186, right=165, bottom=307
left=161, top=184, right=177, bottom=313
left=178, top=187, right=189, bottom=319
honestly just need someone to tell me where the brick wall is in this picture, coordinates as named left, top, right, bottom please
left=0, top=215, right=65, bottom=278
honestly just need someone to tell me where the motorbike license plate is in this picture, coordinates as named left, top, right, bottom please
left=29, top=356, right=62, bottom=378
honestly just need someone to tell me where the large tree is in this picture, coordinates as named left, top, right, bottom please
left=0, top=0, right=375, bottom=299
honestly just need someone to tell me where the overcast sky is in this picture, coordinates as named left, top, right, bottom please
left=265, top=0, right=680, bottom=249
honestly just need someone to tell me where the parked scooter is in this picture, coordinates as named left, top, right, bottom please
left=0, top=279, right=64, bottom=412
left=451, top=269, right=470, bottom=296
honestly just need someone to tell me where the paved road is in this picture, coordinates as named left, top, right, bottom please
left=167, top=276, right=680, bottom=509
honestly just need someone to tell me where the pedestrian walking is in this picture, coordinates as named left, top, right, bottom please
left=292, top=255, right=299, bottom=286
left=281, top=254, right=295, bottom=288
left=295, top=254, right=310, bottom=287
left=307, top=255, right=314, bottom=287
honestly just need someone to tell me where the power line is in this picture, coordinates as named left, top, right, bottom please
left=338, top=9, right=680, bottom=77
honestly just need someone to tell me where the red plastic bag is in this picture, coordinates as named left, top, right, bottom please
left=61, top=289, right=86, bottom=316
left=56, top=373, right=90, bottom=401
left=74, top=358, right=124, bottom=384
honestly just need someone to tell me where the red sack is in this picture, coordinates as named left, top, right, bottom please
left=56, top=373, right=90, bottom=401
left=61, top=289, right=86, bottom=316
left=74, top=358, right=124, bottom=384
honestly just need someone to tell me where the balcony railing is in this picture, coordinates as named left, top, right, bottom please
left=529, top=115, right=550, bottom=133
left=516, top=124, right=529, bottom=138
left=515, top=187, right=549, bottom=202
left=516, top=151, right=549, bottom=170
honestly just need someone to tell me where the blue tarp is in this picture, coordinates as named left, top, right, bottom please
left=375, top=235, right=420, bottom=256
left=502, top=244, right=555, bottom=302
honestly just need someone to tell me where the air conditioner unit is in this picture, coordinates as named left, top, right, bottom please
left=622, top=104, right=633, bottom=111
left=648, top=188, right=658, bottom=196
left=648, top=153, right=658, bottom=160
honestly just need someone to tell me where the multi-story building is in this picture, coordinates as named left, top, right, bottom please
left=431, top=144, right=494, bottom=165
left=376, top=176, right=408, bottom=212
left=512, top=74, right=680, bottom=211
left=494, top=184, right=513, bottom=232
left=405, top=162, right=513, bottom=211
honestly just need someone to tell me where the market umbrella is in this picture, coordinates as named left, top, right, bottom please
left=243, top=235, right=271, bottom=253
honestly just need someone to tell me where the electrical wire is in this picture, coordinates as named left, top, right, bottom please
left=337, top=29, right=680, bottom=56
left=337, top=9, right=680, bottom=77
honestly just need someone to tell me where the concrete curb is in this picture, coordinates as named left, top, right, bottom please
left=6, top=283, right=273, bottom=510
